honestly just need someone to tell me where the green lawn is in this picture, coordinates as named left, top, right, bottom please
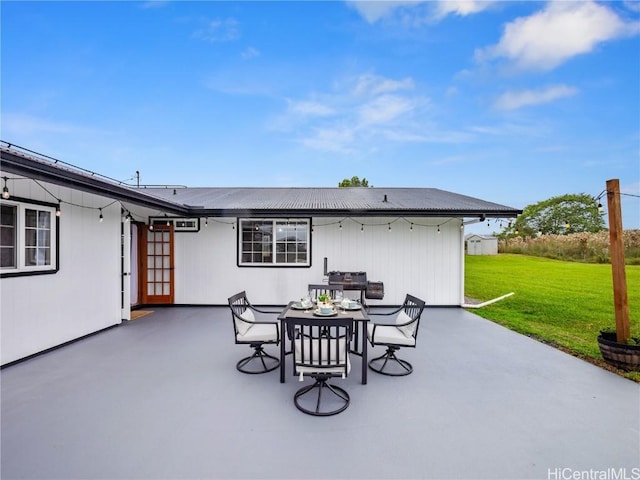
left=464, top=254, right=640, bottom=380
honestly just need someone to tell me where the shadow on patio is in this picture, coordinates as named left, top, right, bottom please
left=2, top=306, right=639, bottom=479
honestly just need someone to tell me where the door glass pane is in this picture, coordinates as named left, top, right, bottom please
left=38, top=211, right=51, bottom=229
left=25, top=209, right=37, bottom=227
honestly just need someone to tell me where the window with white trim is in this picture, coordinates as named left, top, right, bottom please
left=239, top=218, right=310, bottom=266
left=1, top=200, right=58, bottom=274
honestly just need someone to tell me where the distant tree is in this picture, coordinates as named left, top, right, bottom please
left=338, top=176, right=371, bottom=187
left=501, top=193, right=605, bottom=238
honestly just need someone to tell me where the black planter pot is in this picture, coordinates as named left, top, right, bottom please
left=597, top=332, right=640, bottom=372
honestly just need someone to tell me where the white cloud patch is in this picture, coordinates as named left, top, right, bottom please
left=432, top=0, right=495, bottom=20
left=241, top=47, right=260, bottom=60
left=346, top=1, right=421, bottom=23
left=266, top=72, right=472, bottom=153
left=288, top=100, right=335, bottom=117
left=494, top=84, right=579, bottom=110
left=477, top=1, right=640, bottom=71
left=353, top=73, right=414, bottom=96
left=347, top=0, right=493, bottom=23
left=193, top=18, right=240, bottom=43
left=358, top=94, right=414, bottom=125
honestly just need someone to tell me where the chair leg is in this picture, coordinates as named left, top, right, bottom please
left=236, top=344, right=280, bottom=374
left=368, top=346, right=413, bottom=376
left=294, top=379, right=350, bottom=416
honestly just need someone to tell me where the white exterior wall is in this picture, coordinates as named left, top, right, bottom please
left=1, top=175, right=122, bottom=365
left=172, top=217, right=464, bottom=307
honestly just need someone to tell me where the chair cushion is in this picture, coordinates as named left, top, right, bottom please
left=367, top=323, right=416, bottom=346
left=295, top=336, right=350, bottom=375
left=238, top=322, right=279, bottom=342
left=396, top=310, right=416, bottom=338
left=235, top=309, right=255, bottom=336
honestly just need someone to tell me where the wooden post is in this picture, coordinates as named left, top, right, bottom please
left=605, top=179, right=630, bottom=343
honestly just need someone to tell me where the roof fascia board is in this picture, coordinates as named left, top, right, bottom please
left=1, top=149, right=189, bottom=215
left=188, top=208, right=521, bottom=218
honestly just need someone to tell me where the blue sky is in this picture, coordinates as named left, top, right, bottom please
left=2, top=1, right=639, bottom=233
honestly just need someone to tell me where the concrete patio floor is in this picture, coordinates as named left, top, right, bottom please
left=1, top=306, right=639, bottom=480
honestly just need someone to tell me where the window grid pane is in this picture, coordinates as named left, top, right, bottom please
left=24, top=209, right=51, bottom=266
left=240, top=219, right=309, bottom=266
left=1, top=205, right=17, bottom=268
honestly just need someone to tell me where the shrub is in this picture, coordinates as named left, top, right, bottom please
left=498, top=230, right=640, bottom=264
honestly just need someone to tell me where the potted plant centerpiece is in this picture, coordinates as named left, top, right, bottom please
left=317, top=293, right=331, bottom=307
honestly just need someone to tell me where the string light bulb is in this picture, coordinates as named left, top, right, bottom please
left=410, top=223, right=413, bottom=231
left=98, top=208, right=104, bottom=223
left=360, top=224, right=364, bottom=233
left=56, top=203, right=61, bottom=217
left=437, top=225, right=441, bottom=234
left=598, top=203, right=603, bottom=214
left=388, top=223, right=391, bottom=232
left=2, top=177, right=9, bottom=199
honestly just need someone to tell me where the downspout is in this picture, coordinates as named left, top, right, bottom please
left=462, top=292, right=514, bottom=309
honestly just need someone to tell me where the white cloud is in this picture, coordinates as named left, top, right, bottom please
left=346, top=1, right=421, bottom=23
left=358, top=94, right=414, bottom=125
left=299, top=126, right=356, bottom=154
left=347, top=0, right=492, bottom=23
left=432, top=0, right=495, bottom=20
left=477, top=1, right=640, bottom=71
left=494, top=84, right=579, bottom=110
left=193, top=18, right=240, bottom=43
left=241, top=47, right=260, bottom=60
left=140, top=1, right=169, bottom=9
left=288, top=100, right=335, bottom=117
left=269, top=72, right=467, bottom=153
left=353, top=73, right=414, bottom=96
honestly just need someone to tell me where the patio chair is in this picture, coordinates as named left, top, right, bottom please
left=366, top=294, right=426, bottom=376
left=290, top=317, right=353, bottom=416
left=228, top=291, right=280, bottom=374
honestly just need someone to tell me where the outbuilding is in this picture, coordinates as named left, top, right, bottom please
left=466, top=234, right=499, bottom=255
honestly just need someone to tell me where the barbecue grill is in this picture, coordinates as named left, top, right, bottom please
left=327, top=271, right=384, bottom=305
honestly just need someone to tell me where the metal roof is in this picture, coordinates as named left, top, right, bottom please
left=143, top=186, right=521, bottom=218
left=1, top=143, right=521, bottom=218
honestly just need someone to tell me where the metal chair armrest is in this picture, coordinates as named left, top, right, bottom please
left=368, top=305, right=404, bottom=317
left=249, top=304, right=285, bottom=315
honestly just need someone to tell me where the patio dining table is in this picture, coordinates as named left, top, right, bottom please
left=278, top=301, right=370, bottom=384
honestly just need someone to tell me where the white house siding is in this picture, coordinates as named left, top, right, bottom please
left=170, top=216, right=464, bottom=307
left=1, top=175, right=122, bottom=365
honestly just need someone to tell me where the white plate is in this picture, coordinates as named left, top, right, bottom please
left=313, top=309, right=338, bottom=317
left=342, top=304, right=362, bottom=311
left=291, top=302, right=311, bottom=310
